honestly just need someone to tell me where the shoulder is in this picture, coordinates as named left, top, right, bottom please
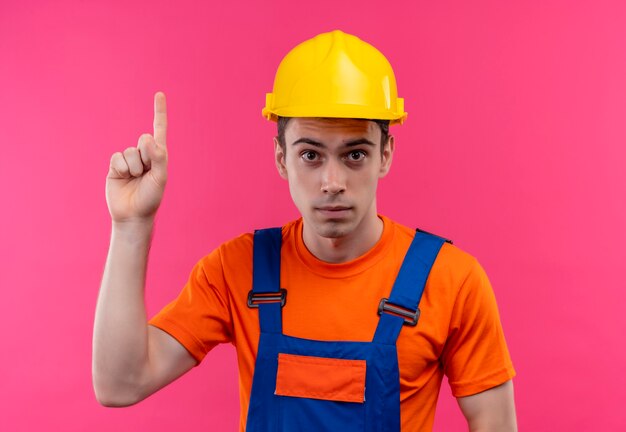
left=195, top=220, right=300, bottom=273
left=192, top=232, right=254, bottom=283
left=385, top=217, right=487, bottom=305
left=386, top=217, right=479, bottom=278
left=433, top=240, right=489, bottom=306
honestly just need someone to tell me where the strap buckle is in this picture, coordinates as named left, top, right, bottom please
left=247, top=289, right=287, bottom=308
left=377, top=298, right=420, bottom=326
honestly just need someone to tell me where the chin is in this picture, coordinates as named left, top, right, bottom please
left=313, top=219, right=355, bottom=239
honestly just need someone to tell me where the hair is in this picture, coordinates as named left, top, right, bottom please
left=276, top=117, right=390, bottom=157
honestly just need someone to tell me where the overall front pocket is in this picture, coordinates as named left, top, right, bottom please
left=274, top=353, right=367, bottom=431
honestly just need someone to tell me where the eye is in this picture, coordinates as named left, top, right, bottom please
left=347, top=150, right=366, bottom=161
left=301, top=150, right=319, bottom=161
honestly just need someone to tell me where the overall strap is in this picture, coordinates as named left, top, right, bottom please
left=251, top=228, right=284, bottom=334
left=373, top=231, right=446, bottom=345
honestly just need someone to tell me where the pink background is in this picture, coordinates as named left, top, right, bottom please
left=1, top=0, right=625, bottom=430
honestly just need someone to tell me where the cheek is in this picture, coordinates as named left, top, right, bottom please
left=285, top=165, right=314, bottom=199
left=289, top=173, right=318, bottom=199
left=357, top=166, right=380, bottom=185
left=355, top=169, right=381, bottom=200
left=286, top=159, right=316, bottom=186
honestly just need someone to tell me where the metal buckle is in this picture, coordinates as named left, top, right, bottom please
left=377, top=298, right=420, bottom=326
left=247, top=289, right=287, bottom=308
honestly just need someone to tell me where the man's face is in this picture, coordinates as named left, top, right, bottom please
left=274, top=117, right=394, bottom=240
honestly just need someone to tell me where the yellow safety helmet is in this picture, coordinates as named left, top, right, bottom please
left=262, top=30, right=407, bottom=125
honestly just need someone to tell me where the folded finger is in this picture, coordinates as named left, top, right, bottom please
left=108, top=152, right=130, bottom=179
left=123, top=146, right=145, bottom=177
left=137, top=133, right=153, bottom=171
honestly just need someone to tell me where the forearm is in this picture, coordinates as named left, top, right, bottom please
left=92, top=219, right=154, bottom=406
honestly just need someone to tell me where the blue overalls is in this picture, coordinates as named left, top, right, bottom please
left=245, top=228, right=447, bottom=431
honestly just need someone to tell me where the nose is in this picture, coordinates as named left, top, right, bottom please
left=321, top=159, right=346, bottom=194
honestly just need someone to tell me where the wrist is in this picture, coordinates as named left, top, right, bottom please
left=111, top=218, right=155, bottom=243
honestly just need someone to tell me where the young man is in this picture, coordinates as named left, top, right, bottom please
left=93, top=30, right=517, bottom=431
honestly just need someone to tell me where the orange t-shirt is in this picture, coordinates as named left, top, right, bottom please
left=149, top=216, right=515, bottom=431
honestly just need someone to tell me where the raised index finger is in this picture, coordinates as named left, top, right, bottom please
left=153, top=91, right=167, bottom=147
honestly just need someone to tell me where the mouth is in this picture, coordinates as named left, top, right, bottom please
left=315, top=206, right=352, bottom=218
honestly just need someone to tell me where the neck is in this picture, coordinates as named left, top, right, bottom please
left=302, top=208, right=384, bottom=263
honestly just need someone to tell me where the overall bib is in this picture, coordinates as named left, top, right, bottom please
left=245, top=228, right=447, bottom=432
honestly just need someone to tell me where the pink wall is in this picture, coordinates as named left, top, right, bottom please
left=1, top=0, right=625, bottom=430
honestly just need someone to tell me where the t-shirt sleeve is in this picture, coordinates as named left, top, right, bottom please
left=441, top=257, right=516, bottom=397
left=148, top=247, right=233, bottom=364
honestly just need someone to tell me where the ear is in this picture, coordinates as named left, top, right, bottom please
left=274, top=137, right=288, bottom=179
left=379, top=135, right=395, bottom=178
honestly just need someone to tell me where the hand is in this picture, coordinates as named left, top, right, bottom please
left=106, top=92, right=168, bottom=224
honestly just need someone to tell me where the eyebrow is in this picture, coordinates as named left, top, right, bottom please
left=291, top=137, right=376, bottom=147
